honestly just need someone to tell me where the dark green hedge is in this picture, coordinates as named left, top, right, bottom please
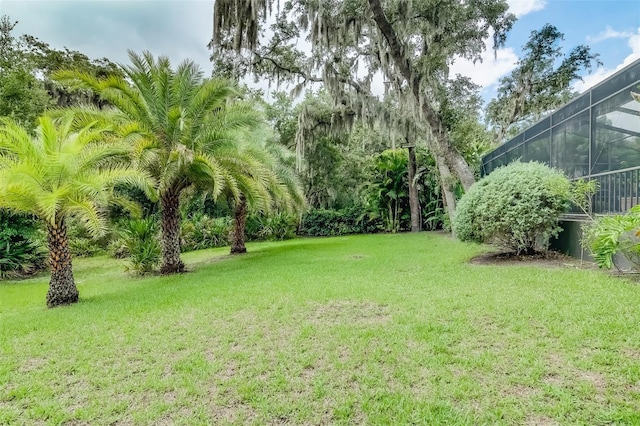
left=298, top=206, right=383, bottom=237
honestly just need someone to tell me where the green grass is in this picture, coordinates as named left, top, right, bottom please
left=2, top=232, right=640, bottom=425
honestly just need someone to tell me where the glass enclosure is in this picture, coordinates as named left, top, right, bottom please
left=481, top=58, right=640, bottom=214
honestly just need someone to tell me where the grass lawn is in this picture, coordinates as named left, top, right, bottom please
left=1, top=232, right=640, bottom=425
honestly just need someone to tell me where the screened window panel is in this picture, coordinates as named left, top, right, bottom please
left=505, top=143, right=525, bottom=164
left=592, top=89, right=640, bottom=174
left=552, top=111, right=590, bottom=178
left=526, top=130, right=551, bottom=165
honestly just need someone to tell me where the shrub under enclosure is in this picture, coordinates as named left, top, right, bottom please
left=453, top=161, right=571, bottom=254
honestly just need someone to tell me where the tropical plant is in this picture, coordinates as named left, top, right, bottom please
left=453, top=161, right=571, bottom=254
left=0, top=114, right=154, bottom=307
left=119, top=217, right=161, bottom=275
left=224, top=125, right=305, bottom=255
left=245, top=212, right=298, bottom=241
left=581, top=206, right=640, bottom=271
left=55, top=51, right=262, bottom=274
left=363, top=149, right=410, bottom=233
left=180, top=213, right=232, bottom=252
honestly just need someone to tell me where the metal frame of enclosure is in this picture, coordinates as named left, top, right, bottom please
left=481, top=58, right=640, bottom=216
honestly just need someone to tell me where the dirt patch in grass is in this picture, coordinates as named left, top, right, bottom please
left=470, top=251, right=597, bottom=270
left=524, top=415, right=558, bottom=426
left=301, top=301, right=391, bottom=327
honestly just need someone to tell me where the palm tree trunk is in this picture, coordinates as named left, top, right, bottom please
left=230, top=195, right=248, bottom=254
left=160, top=188, right=185, bottom=274
left=46, top=218, right=78, bottom=308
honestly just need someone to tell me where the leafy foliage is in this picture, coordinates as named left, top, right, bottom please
left=363, top=149, right=409, bottom=232
left=453, top=161, right=571, bottom=254
left=0, top=210, right=46, bottom=278
left=118, top=218, right=161, bottom=275
left=582, top=207, right=640, bottom=270
left=486, top=24, right=600, bottom=142
left=299, top=206, right=383, bottom=237
left=55, top=51, right=266, bottom=273
left=0, top=113, right=154, bottom=306
left=363, top=148, right=445, bottom=232
left=211, top=0, right=516, bottom=195
left=0, top=15, right=122, bottom=130
left=245, top=212, right=298, bottom=241
left=181, top=214, right=232, bottom=252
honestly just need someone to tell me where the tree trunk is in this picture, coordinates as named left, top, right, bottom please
left=407, top=145, right=421, bottom=232
left=46, top=218, right=79, bottom=308
left=160, top=188, right=185, bottom=274
left=230, top=195, right=248, bottom=254
left=436, top=157, right=458, bottom=235
left=367, top=0, right=476, bottom=192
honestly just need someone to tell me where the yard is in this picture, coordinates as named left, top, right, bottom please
left=1, top=232, right=639, bottom=424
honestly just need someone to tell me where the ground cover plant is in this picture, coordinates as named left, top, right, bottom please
left=2, top=233, right=640, bottom=424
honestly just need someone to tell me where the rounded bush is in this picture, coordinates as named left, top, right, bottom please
left=453, top=161, right=570, bottom=254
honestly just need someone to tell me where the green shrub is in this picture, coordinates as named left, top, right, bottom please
left=67, top=218, right=110, bottom=258
left=246, top=212, right=298, bottom=241
left=453, top=161, right=571, bottom=254
left=0, top=210, right=47, bottom=279
left=119, top=218, right=161, bottom=275
left=299, top=205, right=383, bottom=237
left=581, top=207, right=640, bottom=270
left=180, top=213, right=231, bottom=252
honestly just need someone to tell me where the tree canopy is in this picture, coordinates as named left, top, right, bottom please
left=210, top=0, right=516, bottom=218
left=486, top=24, right=600, bottom=142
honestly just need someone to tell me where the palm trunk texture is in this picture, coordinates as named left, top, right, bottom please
left=160, top=189, right=185, bottom=274
left=230, top=196, right=248, bottom=254
left=46, top=219, right=79, bottom=308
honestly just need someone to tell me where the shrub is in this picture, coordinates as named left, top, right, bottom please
left=0, top=210, right=47, bottom=279
left=119, top=218, right=161, bottom=275
left=180, top=213, right=231, bottom=252
left=298, top=205, right=383, bottom=237
left=453, top=161, right=571, bottom=254
left=581, top=207, right=640, bottom=270
left=245, top=212, right=298, bottom=241
left=67, top=218, right=111, bottom=258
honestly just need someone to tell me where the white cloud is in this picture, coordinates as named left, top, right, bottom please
left=587, top=26, right=634, bottom=43
left=445, top=0, right=546, bottom=92
left=449, top=47, right=519, bottom=89
left=507, top=0, right=546, bottom=18
left=574, top=27, right=640, bottom=93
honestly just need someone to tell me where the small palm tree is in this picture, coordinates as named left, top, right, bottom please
left=55, top=51, right=261, bottom=274
left=0, top=114, right=153, bottom=307
left=226, top=128, right=306, bottom=254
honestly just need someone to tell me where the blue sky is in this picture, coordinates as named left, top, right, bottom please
left=451, top=0, right=640, bottom=98
left=0, top=0, right=638, bottom=102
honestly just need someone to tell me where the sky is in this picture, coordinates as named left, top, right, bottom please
left=0, top=0, right=639, bottom=104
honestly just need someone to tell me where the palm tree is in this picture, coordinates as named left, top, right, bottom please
left=55, top=51, right=261, bottom=273
left=226, top=128, right=306, bottom=254
left=0, top=114, right=153, bottom=307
